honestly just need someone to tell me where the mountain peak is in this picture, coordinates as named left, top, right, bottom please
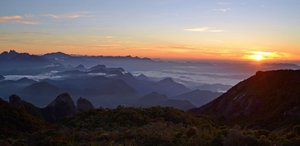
left=45, top=93, right=76, bottom=122
left=44, top=52, right=70, bottom=56
left=75, top=64, right=86, bottom=71
left=136, top=74, right=150, bottom=81
left=9, top=94, right=25, bottom=109
left=49, top=93, right=74, bottom=105
left=191, top=70, right=300, bottom=129
left=77, top=97, right=94, bottom=112
left=89, top=64, right=106, bottom=71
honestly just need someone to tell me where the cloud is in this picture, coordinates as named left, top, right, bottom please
left=217, top=2, right=231, bottom=5
left=16, top=20, right=39, bottom=24
left=184, top=27, right=224, bottom=33
left=0, top=16, right=22, bottom=22
left=213, top=8, right=231, bottom=12
left=0, top=15, right=38, bottom=24
left=0, top=11, right=93, bottom=24
left=42, top=12, right=93, bottom=20
left=184, top=27, right=210, bottom=32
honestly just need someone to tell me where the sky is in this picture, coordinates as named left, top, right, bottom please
left=0, top=0, right=299, bottom=61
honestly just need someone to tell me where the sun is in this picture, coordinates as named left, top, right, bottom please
left=249, top=54, right=265, bottom=61
left=245, top=51, right=277, bottom=62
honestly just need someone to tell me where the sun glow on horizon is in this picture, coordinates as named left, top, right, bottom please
left=245, top=51, right=280, bottom=62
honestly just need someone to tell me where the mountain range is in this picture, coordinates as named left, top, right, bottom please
left=0, top=69, right=299, bottom=145
left=0, top=50, right=225, bottom=109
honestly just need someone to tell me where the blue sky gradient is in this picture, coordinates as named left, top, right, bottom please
left=0, top=0, right=299, bottom=60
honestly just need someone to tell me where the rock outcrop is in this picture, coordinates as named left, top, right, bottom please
left=77, top=97, right=94, bottom=112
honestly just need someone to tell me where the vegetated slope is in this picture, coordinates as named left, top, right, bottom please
left=0, top=93, right=299, bottom=145
left=0, top=97, right=48, bottom=138
left=191, top=70, right=300, bottom=129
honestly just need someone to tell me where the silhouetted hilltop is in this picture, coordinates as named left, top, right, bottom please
left=43, top=93, right=76, bottom=122
left=77, top=97, right=94, bottom=112
left=191, top=70, right=300, bottom=129
left=136, top=74, right=150, bottom=81
left=17, top=77, right=37, bottom=84
left=4, top=93, right=96, bottom=123
left=0, top=50, right=47, bottom=62
left=20, top=82, right=63, bottom=106
left=42, top=52, right=71, bottom=60
left=75, top=64, right=87, bottom=71
left=154, top=78, right=189, bottom=96
left=0, top=96, right=47, bottom=138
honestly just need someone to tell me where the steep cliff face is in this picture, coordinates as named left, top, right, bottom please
left=43, top=93, right=76, bottom=122
left=77, top=97, right=94, bottom=112
left=191, top=70, right=300, bottom=129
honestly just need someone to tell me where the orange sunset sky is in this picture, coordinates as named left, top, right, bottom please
left=0, top=0, right=299, bottom=61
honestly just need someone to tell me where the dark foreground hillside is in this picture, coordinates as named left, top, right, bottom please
left=191, top=70, right=300, bottom=130
left=0, top=96, right=299, bottom=145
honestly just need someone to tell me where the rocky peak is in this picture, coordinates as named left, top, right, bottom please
left=77, top=97, right=94, bottom=112
left=9, top=94, right=25, bottom=109
left=75, top=64, right=86, bottom=71
left=136, top=74, right=149, bottom=81
left=48, top=93, right=75, bottom=107
left=44, top=93, right=76, bottom=122
left=89, top=64, right=106, bottom=71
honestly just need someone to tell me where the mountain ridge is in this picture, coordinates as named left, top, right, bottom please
left=190, top=70, right=300, bottom=129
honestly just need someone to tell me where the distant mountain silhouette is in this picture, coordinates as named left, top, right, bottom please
left=153, top=78, right=189, bottom=96
left=114, top=74, right=190, bottom=97
left=88, top=64, right=125, bottom=75
left=0, top=50, right=52, bottom=75
left=20, top=82, right=63, bottom=106
left=55, top=70, right=87, bottom=77
left=0, top=50, right=47, bottom=62
left=42, top=51, right=152, bottom=63
left=0, top=78, right=37, bottom=99
left=191, top=70, right=300, bottom=129
left=17, top=77, right=37, bottom=84
left=42, top=52, right=71, bottom=60
left=137, top=92, right=195, bottom=110
left=263, top=63, right=300, bottom=70
left=88, top=64, right=107, bottom=71
left=75, top=64, right=87, bottom=71
left=172, top=89, right=221, bottom=107
left=0, top=50, right=155, bottom=75
left=136, top=74, right=150, bottom=81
